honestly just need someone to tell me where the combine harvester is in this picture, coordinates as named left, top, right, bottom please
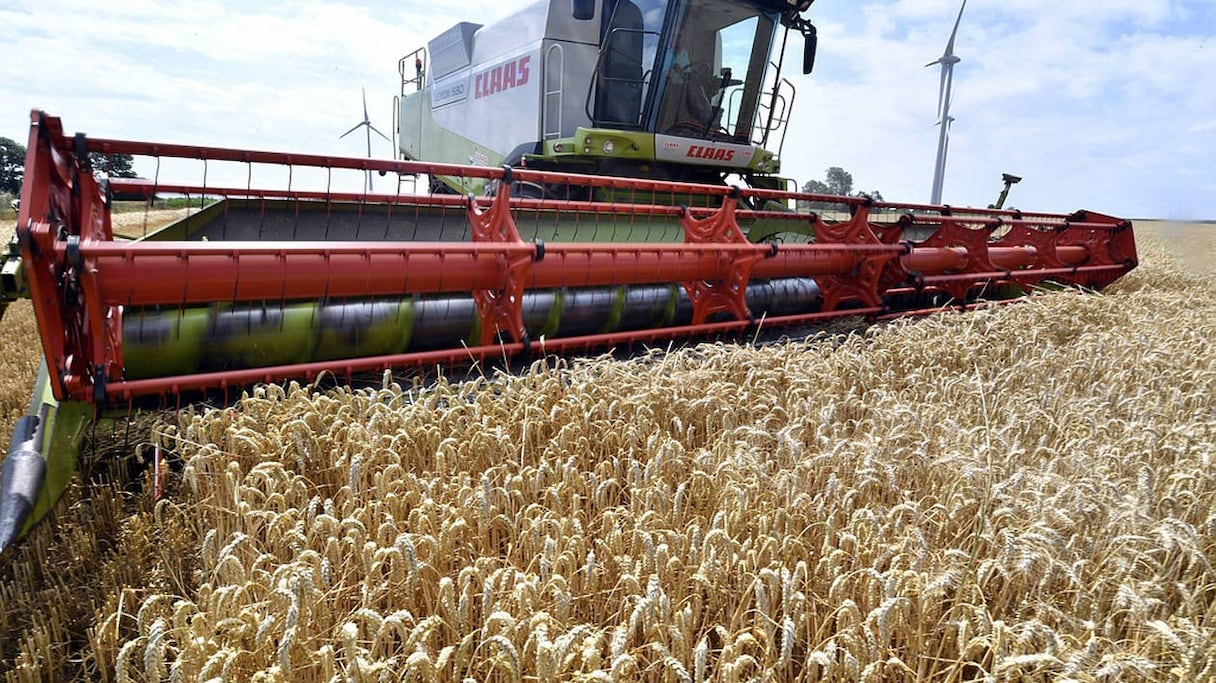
left=0, top=0, right=1136, bottom=551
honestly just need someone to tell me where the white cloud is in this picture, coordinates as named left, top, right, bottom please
left=777, top=0, right=1216, bottom=218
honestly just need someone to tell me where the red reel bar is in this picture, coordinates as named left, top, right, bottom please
left=48, top=237, right=1089, bottom=310
left=58, top=239, right=871, bottom=307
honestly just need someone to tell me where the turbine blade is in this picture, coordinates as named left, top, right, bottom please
left=945, top=0, right=967, bottom=55
left=937, top=68, right=949, bottom=118
left=339, top=122, right=364, bottom=139
left=368, top=123, right=392, bottom=143
left=362, top=87, right=370, bottom=123
left=943, top=67, right=956, bottom=115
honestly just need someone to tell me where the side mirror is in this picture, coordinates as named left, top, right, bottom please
left=573, top=0, right=595, bottom=20
left=803, top=26, right=818, bottom=74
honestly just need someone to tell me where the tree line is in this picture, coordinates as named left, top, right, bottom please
left=799, top=166, right=883, bottom=211
left=1, top=136, right=138, bottom=199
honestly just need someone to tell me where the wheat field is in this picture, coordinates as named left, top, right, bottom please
left=0, top=222, right=1213, bottom=681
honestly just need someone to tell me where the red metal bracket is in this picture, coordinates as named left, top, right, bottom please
left=467, top=174, right=534, bottom=346
left=914, top=217, right=1001, bottom=300
left=1055, top=212, right=1138, bottom=290
left=994, top=223, right=1066, bottom=270
left=678, top=192, right=766, bottom=324
left=812, top=204, right=901, bottom=311
left=17, top=113, right=126, bottom=402
left=71, top=167, right=125, bottom=397
left=872, top=213, right=914, bottom=293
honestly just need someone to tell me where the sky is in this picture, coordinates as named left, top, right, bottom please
left=1, top=0, right=1213, bottom=219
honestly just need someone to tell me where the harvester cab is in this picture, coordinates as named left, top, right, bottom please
left=396, top=0, right=817, bottom=196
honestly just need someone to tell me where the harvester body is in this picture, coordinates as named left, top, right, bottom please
left=398, top=0, right=815, bottom=194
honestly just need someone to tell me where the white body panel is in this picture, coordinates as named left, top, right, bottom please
left=431, top=48, right=543, bottom=162
left=655, top=134, right=757, bottom=168
left=401, top=0, right=602, bottom=163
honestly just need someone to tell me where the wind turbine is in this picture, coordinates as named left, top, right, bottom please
left=937, top=115, right=954, bottom=194
left=339, top=87, right=391, bottom=193
left=927, top=0, right=966, bottom=205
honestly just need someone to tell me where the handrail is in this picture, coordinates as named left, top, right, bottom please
left=543, top=43, right=565, bottom=140
left=397, top=47, right=428, bottom=96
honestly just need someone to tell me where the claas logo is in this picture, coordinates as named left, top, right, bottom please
left=686, top=145, right=735, bottom=162
left=474, top=56, right=532, bottom=99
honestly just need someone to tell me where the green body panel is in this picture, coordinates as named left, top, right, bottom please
left=747, top=217, right=815, bottom=243
left=19, top=365, right=88, bottom=539
left=2, top=235, right=29, bottom=309
left=753, top=150, right=780, bottom=174
left=399, top=88, right=502, bottom=196
left=748, top=174, right=795, bottom=195
left=542, top=128, right=657, bottom=162
left=537, top=126, right=779, bottom=174
left=138, top=200, right=229, bottom=241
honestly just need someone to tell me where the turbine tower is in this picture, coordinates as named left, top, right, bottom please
left=340, top=87, right=391, bottom=193
left=927, top=0, right=967, bottom=205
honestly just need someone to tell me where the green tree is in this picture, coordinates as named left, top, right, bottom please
left=0, top=137, right=25, bottom=195
left=824, top=166, right=854, bottom=197
left=89, top=152, right=139, bottom=178
left=801, top=178, right=829, bottom=195
left=799, top=166, right=883, bottom=212
left=799, top=168, right=852, bottom=212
